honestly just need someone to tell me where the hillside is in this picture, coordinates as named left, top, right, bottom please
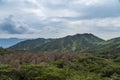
left=8, top=33, right=104, bottom=52
left=0, top=47, right=10, bottom=54
left=33, top=33, right=104, bottom=52
left=94, top=37, right=120, bottom=54
left=0, top=52, right=119, bottom=80
left=2, top=34, right=120, bottom=80
left=8, top=38, right=53, bottom=50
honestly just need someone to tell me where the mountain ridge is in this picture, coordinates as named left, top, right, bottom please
left=32, top=33, right=104, bottom=52
left=8, top=33, right=120, bottom=54
left=8, top=33, right=105, bottom=52
left=8, top=38, right=54, bottom=50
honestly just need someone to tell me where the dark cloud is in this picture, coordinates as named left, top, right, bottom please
left=0, top=15, right=34, bottom=34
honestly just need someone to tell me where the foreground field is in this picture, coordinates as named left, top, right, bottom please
left=0, top=51, right=119, bottom=80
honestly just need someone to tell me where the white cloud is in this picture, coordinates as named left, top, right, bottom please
left=26, top=0, right=38, bottom=3
left=45, top=9, right=80, bottom=17
left=23, top=8, right=46, bottom=17
left=73, top=0, right=103, bottom=6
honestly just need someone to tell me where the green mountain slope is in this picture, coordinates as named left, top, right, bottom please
left=8, top=33, right=104, bottom=52
left=8, top=38, right=53, bottom=50
left=9, top=33, right=120, bottom=54
left=33, top=33, right=104, bottom=52
left=95, top=37, right=120, bottom=54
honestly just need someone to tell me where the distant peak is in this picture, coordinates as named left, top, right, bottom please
left=83, top=33, right=93, bottom=35
left=74, top=33, right=94, bottom=36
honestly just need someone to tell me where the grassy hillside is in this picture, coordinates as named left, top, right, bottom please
left=8, top=33, right=105, bottom=52
left=33, top=33, right=104, bottom=52
left=7, top=33, right=120, bottom=55
left=8, top=38, right=53, bottom=50
left=93, top=37, right=120, bottom=54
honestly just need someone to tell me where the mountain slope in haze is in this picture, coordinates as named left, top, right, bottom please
left=0, top=38, right=25, bottom=48
left=33, top=33, right=104, bottom=52
left=8, top=38, right=53, bottom=50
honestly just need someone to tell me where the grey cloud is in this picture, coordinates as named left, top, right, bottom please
left=68, top=0, right=120, bottom=19
left=39, top=0, right=69, bottom=10
left=0, top=15, right=35, bottom=34
left=0, top=0, right=120, bottom=39
left=38, top=0, right=120, bottom=18
left=1, top=0, right=120, bottom=19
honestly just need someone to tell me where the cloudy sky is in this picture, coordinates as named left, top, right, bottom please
left=0, top=0, right=120, bottom=39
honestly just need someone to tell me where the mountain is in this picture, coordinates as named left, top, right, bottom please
left=8, top=38, right=53, bottom=50
left=8, top=33, right=120, bottom=54
left=33, top=33, right=104, bottom=52
left=94, top=37, right=120, bottom=54
left=0, top=38, right=25, bottom=48
left=8, top=33, right=104, bottom=52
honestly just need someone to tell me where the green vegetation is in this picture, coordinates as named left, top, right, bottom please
left=8, top=34, right=120, bottom=54
left=0, top=52, right=119, bottom=80
left=8, top=38, right=53, bottom=51
left=0, top=47, right=10, bottom=55
left=1, top=33, right=120, bottom=80
left=8, top=33, right=104, bottom=52
left=8, top=33, right=120, bottom=55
